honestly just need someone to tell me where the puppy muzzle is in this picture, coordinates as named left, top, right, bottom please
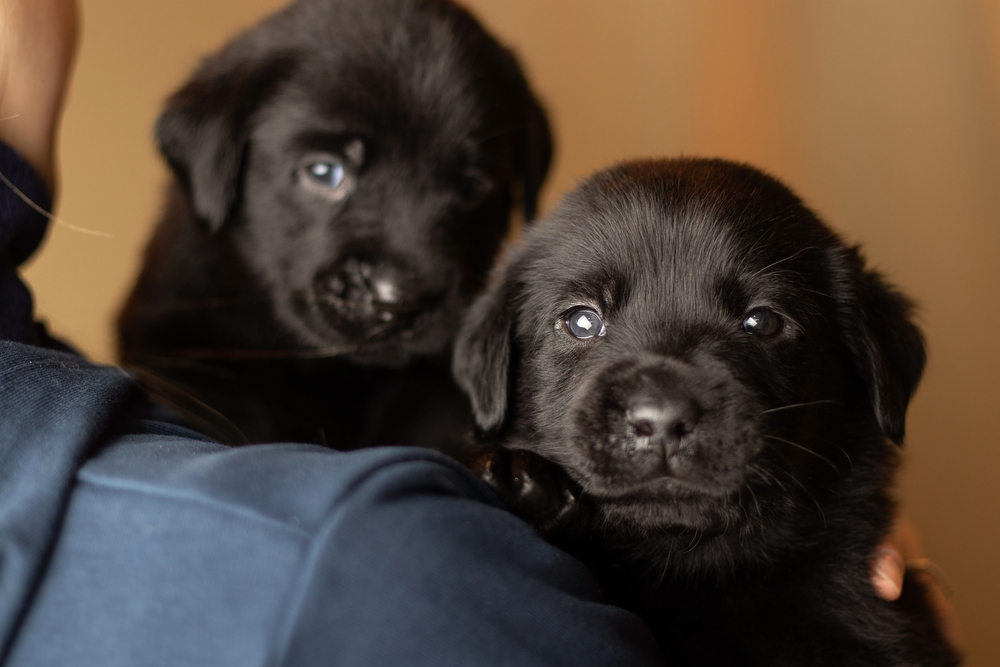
left=313, top=256, right=443, bottom=338
left=576, top=359, right=754, bottom=493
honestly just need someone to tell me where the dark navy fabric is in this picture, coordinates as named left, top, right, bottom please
left=0, top=343, right=662, bottom=666
left=0, top=152, right=663, bottom=665
left=0, top=144, right=50, bottom=343
left=0, top=343, right=138, bottom=660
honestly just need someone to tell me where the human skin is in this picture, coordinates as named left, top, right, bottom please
left=0, top=0, right=79, bottom=195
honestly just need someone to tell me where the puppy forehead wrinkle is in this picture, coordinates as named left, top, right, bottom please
left=534, top=189, right=742, bottom=314
left=264, top=0, right=485, bottom=145
left=519, top=165, right=849, bottom=352
left=337, top=49, right=480, bottom=148
left=293, top=62, right=479, bottom=160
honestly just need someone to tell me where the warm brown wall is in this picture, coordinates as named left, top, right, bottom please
left=23, top=0, right=999, bottom=662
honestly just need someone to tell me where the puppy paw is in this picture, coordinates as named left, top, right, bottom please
left=472, top=447, right=584, bottom=535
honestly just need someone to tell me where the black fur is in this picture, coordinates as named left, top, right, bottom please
left=118, top=0, right=552, bottom=448
left=454, top=158, right=958, bottom=666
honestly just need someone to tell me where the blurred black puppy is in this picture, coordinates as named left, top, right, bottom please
left=455, top=158, right=959, bottom=666
left=118, top=0, right=551, bottom=448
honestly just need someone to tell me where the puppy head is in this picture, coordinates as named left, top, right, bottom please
left=156, top=0, right=552, bottom=364
left=454, top=158, right=924, bottom=546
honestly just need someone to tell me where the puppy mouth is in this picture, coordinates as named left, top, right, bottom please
left=311, top=290, right=444, bottom=343
left=585, top=472, right=744, bottom=533
left=578, top=458, right=743, bottom=503
left=316, top=291, right=436, bottom=323
left=567, top=365, right=758, bottom=498
left=558, top=366, right=762, bottom=531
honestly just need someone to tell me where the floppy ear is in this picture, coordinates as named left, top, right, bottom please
left=453, top=273, right=519, bottom=438
left=516, top=91, right=553, bottom=223
left=836, top=246, right=926, bottom=444
left=156, top=54, right=295, bottom=232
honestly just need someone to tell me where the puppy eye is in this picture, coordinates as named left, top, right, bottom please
left=458, top=170, right=493, bottom=207
left=742, top=308, right=783, bottom=337
left=307, top=161, right=345, bottom=188
left=299, top=158, right=354, bottom=201
left=565, top=309, right=606, bottom=340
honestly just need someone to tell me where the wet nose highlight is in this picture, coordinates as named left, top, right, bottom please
left=627, top=398, right=698, bottom=455
left=327, top=258, right=402, bottom=306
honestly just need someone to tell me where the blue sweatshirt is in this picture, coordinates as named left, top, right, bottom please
left=0, top=146, right=662, bottom=666
left=0, top=145, right=49, bottom=343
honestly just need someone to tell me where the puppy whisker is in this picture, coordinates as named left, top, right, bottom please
left=124, top=352, right=247, bottom=376
left=136, top=302, right=416, bottom=361
left=801, top=287, right=835, bottom=300
left=682, top=527, right=703, bottom=554
left=655, top=547, right=675, bottom=588
left=758, top=399, right=840, bottom=416
left=741, top=467, right=766, bottom=519
left=757, top=398, right=840, bottom=417
left=747, top=463, right=788, bottom=494
left=763, top=435, right=840, bottom=473
left=0, top=170, right=114, bottom=238
left=138, top=345, right=360, bottom=361
left=766, top=463, right=827, bottom=529
left=470, top=120, right=536, bottom=148
left=748, top=246, right=820, bottom=279
left=124, top=297, right=274, bottom=317
left=815, top=436, right=854, bottom=472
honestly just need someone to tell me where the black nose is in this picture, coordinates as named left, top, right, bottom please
left=314, top=254, right=447, bottom=337
left=626, top=396, right=698, bottom=462
left=313, top=257, right=414, bottom=335
left=325, top=257, right=401, bottom=308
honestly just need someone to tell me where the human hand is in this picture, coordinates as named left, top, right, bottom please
left=871, top=515, right=962, bottom=649
left=0, top=0, right=79, bottom=194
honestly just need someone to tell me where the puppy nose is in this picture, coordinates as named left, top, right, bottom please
left=326, top=257, right=401, bottom=307
left=627, top=398, right=698, bottom=457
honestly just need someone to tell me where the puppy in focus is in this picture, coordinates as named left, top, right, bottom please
left=454, top=158, right=959, bottom=666
left=118, top=0, right=551, bottom=448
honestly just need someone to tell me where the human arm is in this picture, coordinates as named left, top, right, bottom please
left=0, top=342, right=664, bottom=666
left=0, top=0, right=79, bottom=193
left=0, top=0, right=77, bottom=343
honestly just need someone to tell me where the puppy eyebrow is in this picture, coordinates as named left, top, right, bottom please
left=560, top=272, right=628, bottom=315
left=603, top=277, right=634, bottom=315
left=603, top=286, right=616, bottom=308
left=293, top=130, right=368, bottom=162
left=713, top=274, right=749, bottom=317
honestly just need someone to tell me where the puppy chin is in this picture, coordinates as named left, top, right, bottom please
left=593, top=482, right=744, bottom=535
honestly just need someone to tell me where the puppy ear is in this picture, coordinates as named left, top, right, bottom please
left=517, top=92, right=553, bottom=223
left=156, top=54, right=295, bottom=232
left=837, top=246, right=926, bottom=444
left=453, top=272, right=519, bottom=437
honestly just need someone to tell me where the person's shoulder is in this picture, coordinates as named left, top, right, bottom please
left=81, top=435, right=498, bottom=538
left=2, top=343, right=663, bottom=666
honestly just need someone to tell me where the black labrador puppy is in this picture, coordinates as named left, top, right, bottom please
left=454, top=158, right=959, bottom=666
left=118, top=0, right=551, bottom=449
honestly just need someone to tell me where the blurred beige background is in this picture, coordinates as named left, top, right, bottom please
left=22, top=0, right=999, bottom=662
